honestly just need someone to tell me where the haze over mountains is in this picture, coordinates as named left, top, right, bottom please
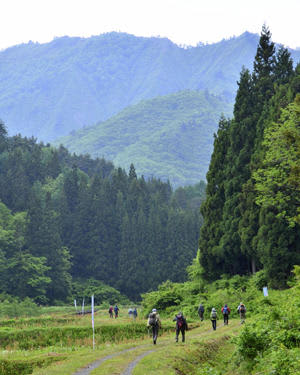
left=1, top=31, right=263, bottom=141
left=1, top=31, right=299, bottom=185
left=56, top=90, right=232, bottom=186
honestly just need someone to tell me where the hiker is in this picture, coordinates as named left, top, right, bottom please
left=133, top=307, right=138, bottom=320
left=108, top=305, right=113, bottom=318
left=128, top=308, right=133, bottom=318
left=114, top=304, right=119, bottom=318
left=210, top=308, right=218, bottom=330
left=173, top=312, right=188, bottom=343
left=198, top=303, right=205, bottom=321
left=147, top=308, right=161, bottom=345
left=237, top=302, right=246, bottom=323
left=221, top=304, right=231, bottom=325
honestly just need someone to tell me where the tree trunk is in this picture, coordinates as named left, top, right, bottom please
left=251, top=258, right=256, bottom=274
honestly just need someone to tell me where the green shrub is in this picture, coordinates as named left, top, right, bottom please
left=173, top=337, right=230, bottom=375
left=72, top=278, right=131, bottom=305
left=0, top=298, right=41, bottom=318
left=141, top=281, right=184, bottom=317
left=235, top=324, right=270, bottom=361
left=0, top=355, right=66, bottom=375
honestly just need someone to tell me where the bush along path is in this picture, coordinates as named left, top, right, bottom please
left=71, top=320, right=241, bottom=375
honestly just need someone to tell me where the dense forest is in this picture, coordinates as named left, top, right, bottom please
left=56, top=90, right=232, bottom=187
left=198, top=25, right=300, bottom=287
left=0, top=131, right=204, bottom=302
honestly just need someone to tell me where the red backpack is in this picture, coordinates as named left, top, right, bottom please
left=177, top=314, right=184, bottom=328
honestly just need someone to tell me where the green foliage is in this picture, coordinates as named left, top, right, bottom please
left=198, top=25, right=300, bottom=287
left=0, top=356, right=65, bottom=375
left=0, top=298, right=41, bottom=318
left=142, top=269, right=300, bottom=374
left=235, top=324, right=271, bottom=361
left=254, top=94, right=300, bottom=226
left=172, top=338, right=228, bottom=375
left=72, top=279, right=131, bottom=305
left=0, top=322, right=175, bottom=350
left=233, top=274, right=300, bottom=373
left=141, top=281, right=184, bottom=316
left=0, top=130, right=203, bottom=302
left=56, top=90, right=232, bottom=187
left=142, top=269, right=264, bottom=321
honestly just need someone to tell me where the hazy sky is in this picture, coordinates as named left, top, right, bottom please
left=1, top=0, right=299, bottom=50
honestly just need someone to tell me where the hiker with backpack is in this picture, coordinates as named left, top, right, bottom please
left=221, top=304, right=231, bottom=325
left=147, top=308, right=161, bottom=345
left=173, top=312, right=188, bottom=343
left=133, top=307, right=138, bottom=320
left=237, top=302, right=246, bottom=323
left=210, top=308, right=218, bottom=330
left=198, top=303, right=205, bottom=321
left=108, top=305, right=113, bottom=318
left=114, top=304, right=119, bottom=318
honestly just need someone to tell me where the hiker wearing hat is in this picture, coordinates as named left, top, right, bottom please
left=210, top=307, right=218, bottom=330
left=147, top=309, right=161, bottom=344
left=237, top=302, right=246, bottom=324
left=173, top=312, right=188, bottom=343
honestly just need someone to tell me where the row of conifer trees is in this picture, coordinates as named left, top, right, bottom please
left=0, top=128, right=203, bottom=302
left=199, top=25, right=300, bottom=287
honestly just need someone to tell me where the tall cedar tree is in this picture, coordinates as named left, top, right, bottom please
left=199, top=25, right=300, bottom=285
left=199, top=116, right=231, bottom=279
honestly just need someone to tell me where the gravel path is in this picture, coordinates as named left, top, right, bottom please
left=120, top=350, right=155, bottom=375
left=72, top=347, right=138, bottom=375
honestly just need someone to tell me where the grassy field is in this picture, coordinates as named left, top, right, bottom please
left=0, top=306, right=243, bottom=375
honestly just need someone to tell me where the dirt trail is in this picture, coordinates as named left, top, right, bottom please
left=120, top=350, right=155, bottom=375
left=72, top=322, right=237, bottom=375
left=72, top=347, right=139, bottom=375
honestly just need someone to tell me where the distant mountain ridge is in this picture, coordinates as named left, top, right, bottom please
left=0, top=31, right=273, bottom=141
left=55, top=90, right=232, bottom=186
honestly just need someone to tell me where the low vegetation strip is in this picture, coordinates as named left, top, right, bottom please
left=0, top=316, right=77, bottom=328
left=173, top=336, right=231, bottom=375
left=0, top=354, right=66, bottom=375
left=0, top=323, right=176, bottom=350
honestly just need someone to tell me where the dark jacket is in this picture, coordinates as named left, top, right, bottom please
left=173, top=314, right=188, bottom=330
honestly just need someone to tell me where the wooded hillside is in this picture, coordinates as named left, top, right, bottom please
left=198, top=25, right=300, bottom=287
left=55, top=90, right=232, bottom=187
left=0, top=130, right=204, bottom=301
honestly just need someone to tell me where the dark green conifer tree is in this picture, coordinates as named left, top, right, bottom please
left=198, top=116, right=231, bottom=279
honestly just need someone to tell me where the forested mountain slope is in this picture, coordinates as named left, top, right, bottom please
left=0, top=31, right=273, bottom=141
left=0, top=126, right=204, bottom=301
left=55, top=90, right=232, bottom=187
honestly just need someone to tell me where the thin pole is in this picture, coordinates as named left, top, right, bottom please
left=91, top=294, right=95, bottom=349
